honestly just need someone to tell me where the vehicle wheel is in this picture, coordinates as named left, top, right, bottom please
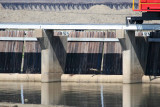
left=129, top=20, right=136, bottom=24
left=136, top=20, right=143, bottom=24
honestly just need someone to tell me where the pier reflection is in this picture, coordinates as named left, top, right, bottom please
left=123, top=84, right=143, bottom=107
left=41, top=82, right=122, bottom=106
left=0, top=82, right=160, bottom=106
left=123, top=84, right=160, bottom=107
left=41, top=82, right=61, bottom=105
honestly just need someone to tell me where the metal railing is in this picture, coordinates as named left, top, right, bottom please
left=0, top=23, right=160, bottom=30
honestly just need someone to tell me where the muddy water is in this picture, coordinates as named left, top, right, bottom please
left=0, top=82, right=160, bottom=107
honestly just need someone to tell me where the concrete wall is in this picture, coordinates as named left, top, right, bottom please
left=0, top=74, right=160, bottom=83
left=0, top=73, right=41, bottom=82
left=142, top=76, right=160, bottom=84
left=61, top=75, right=160, bottom=83
left=0, top=103, right=70, bottom=107
left=0, top=4, right=141, bottom=24
left=61, top=74, right=122, bottom=83
left=0, top=0, right=135, bottom=11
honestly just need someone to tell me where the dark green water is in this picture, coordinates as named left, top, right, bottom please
left=0, top=82, right=160, bottom=107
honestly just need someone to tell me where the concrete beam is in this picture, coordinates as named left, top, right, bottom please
left=33, top=29, right=43, bottom=38
left=41, top=30, right=67, bottom=82
left=0, top=37, right=159, bottom=42
left=67, top=38, right=119, bottom=42
left=0, top=23, right=160, bottom=30
left=116, top=29, right=124, bottom=38
left=0, top=37, right=37, bottom=41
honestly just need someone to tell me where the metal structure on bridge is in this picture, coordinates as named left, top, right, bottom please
left=128, top=0, right=160, bottom=24
left=0, top=23, right=159, bottom=42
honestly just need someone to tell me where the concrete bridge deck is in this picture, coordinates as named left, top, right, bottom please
left=0, top=23, right=160, bottom=30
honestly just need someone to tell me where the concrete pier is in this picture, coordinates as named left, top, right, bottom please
left=123, top=31, right=144, bottom=84
left=41, top=30, right=67, bottom=82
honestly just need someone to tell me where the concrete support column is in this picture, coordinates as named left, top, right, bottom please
left=123, top=31, right=143, bottom=83
left=40, top=30, right=67, bottom=82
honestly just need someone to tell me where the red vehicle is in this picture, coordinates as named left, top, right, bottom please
left=128, top=0, right=160, bottom=24
left=133, top=0, right=160, bottom=12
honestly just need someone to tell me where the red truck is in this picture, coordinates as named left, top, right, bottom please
left=133, top=0, right=160, bottom=12
left=128, top=0, right=160, bottom=24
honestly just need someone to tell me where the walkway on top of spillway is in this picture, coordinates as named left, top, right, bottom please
left=0, top=23, right=160, bottom=30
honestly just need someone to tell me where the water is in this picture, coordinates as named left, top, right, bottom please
left=0, top=82, right=160, bottom=107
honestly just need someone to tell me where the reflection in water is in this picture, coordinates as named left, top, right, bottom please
left=41, top=82, right=61, bottom=105
left=123, top=84, right=143, bottom=107
left=21, top=84, right=24, bottom=104
left=1, top=82, right=160, bottom=107
left=0, top=82, right=41, bottom=104
left=59, top=83, right=122, bottom=107
left=101, top=84, right=104, bottom=107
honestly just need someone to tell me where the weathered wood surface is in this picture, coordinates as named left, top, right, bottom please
left=0, top=30, right=41, bottom=73
left=0, top=30, right=24, bottom=73
left=103, top=31, right=122, bottom=75
left=65, top=30, right=122, bottom=75
left=0, top=30, right=123, bottom=75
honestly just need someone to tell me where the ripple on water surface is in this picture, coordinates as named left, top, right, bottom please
left=0, top=82, right=160, bottom=107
